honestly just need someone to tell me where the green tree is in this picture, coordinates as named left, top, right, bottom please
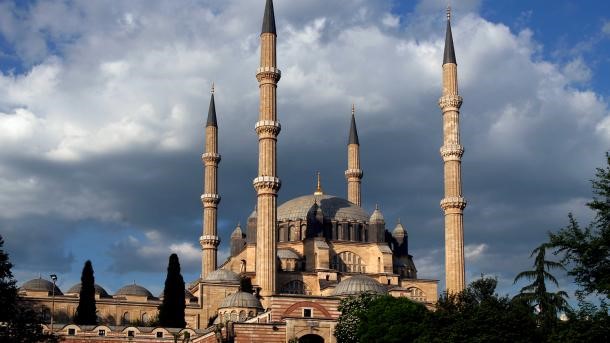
left=549, top=153, right=610, bottom=299
left=548, top=301, right=610, bottom=343
left=0, top=235, right=59, bottom=342
left=0, top=235, right=17, bottom=324
left=74, top=260, right=97, bottom=325
left=334, top=292, right=380, bottom=343
left=158, top=253, right=186, bottom=328
left=514, top=243, right=569, bottom=333
left=419, top=277, right=538, bottom=343
left=357, top=295, right=428, bottom=343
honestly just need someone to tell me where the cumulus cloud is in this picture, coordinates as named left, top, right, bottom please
left=0, top=0, right=607, bottom=295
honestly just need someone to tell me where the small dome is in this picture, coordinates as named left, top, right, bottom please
left=370, top=205, right=385, bottom=223
left=231, top=224, right=243, bottom=238
left=20, top=278, right=63, bottom=295
left=158, top=289, right=197, bottom=300
left=204, top=269, right=240, bottom=283
left=332, top=275, right=387, bottom=296
left=219, top=291, right=263, bottom=309
left=277, top=249, right=300, bottom=260
left=392, top=221, right=406, bottom=238
left=115, top=283, right=153, bottom=298
left=66, top=283, right=110, bottom=298
left=248, top=207, right=257, bottom=219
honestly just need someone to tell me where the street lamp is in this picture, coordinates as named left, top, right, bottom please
left=50, top=274, right=57, bottom=334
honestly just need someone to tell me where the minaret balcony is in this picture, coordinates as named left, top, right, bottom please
left=438, top=94, right=463, bottom=110
left=256, top=66, right=281, bottom=82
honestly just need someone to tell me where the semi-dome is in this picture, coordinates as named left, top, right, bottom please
left=20, top=278, right=63, bottom=295
left=115, top=283, right=153, bottom=298
left=66, top=283, right=110, bottom=298
left=204, top=269, right=240, bottom=283
left=219, top=291, right=263, bottom=309
left=332, top=275, right=387, bottom=296
left=278, top=194, right=369, bottom=222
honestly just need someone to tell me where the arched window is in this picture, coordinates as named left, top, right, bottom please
left=280, top=280, right=310, bottom=295
left=289, top=226, right=299, bottom=241
left=355, top=224, right=362, bottom=241
left=331, top=251, right=366, bottom=273
left=122, top=312, right=130, bottom=325
left=230, top=311, right=238, bottom=322
left=344, top=224, right=351, bottom=241
left=406, top=287, right=426, bottom=302
left=239, top=310, right=246, bottom=322
left=248, top=311, right=254, bottom=318
left=142, top=313, right=149, bottom=323
left=279, top=226, right=287, bottom=242
left=301, top=224, right=307, bottom=239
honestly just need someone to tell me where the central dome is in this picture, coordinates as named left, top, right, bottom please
left=278, top=194, right=369, bottom=222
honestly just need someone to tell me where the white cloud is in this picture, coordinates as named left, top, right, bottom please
left=465, top=243, right=488, bottom=262
left=382, top=14, right=399, bottom=28
left=562, top=57, right=592, bottom=83
left=602, top=21, right=610, bottom=36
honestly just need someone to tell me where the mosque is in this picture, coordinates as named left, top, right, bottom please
left=18, top=0, right=466, bottom=341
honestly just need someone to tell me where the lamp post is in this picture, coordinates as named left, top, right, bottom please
left=50, top=274, right=57, bottom=334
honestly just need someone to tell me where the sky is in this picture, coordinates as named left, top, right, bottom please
left=0, top=0, right=608, bottom=299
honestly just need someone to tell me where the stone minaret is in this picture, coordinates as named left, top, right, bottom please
left=253, top=0, right=281, bottom=302
left=345, top=105, right=363, bottom=206
left=200, top=84, right=221, bottom=279
left=439, top=8, right=467, bottom=293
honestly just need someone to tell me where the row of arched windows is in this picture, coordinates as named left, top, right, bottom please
left=331, top=251, right=366, bottom=273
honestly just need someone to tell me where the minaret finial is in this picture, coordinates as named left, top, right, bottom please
left=375, top=203, right=379, bottom=210
left=446, top=4, right=451, bottom=21
left=211, top=82, right=215, bottom=94
left=314, top=171, right=323, bottom=195
left=351, top=103, right=355, bottom=116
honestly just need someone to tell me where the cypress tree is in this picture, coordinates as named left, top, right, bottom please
left=74, top=260, right=97, bottom=325
left=158, top=254, right=186, bottom=328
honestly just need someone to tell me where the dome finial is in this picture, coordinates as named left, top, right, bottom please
left=314, top=171, right=324, bottom=195
left=375, top=203, right=379, bottom=210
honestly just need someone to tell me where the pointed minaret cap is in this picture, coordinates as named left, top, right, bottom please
left=443, top=6, right=457, bottom=65
left=261, top=0, right=276, bottom=34
left=348, top=104, right=359, bottom=145
left=207, top=83, right=217, bottom=127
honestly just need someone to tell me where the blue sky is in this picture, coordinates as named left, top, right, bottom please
left=0, top=0, right=608, bottom=299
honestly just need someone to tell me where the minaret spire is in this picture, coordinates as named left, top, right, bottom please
left=261, top=0, right=276, bottom=34
left=200, top=84, right=221, bottom=279
left=443, top=5, right=457, bottom=65
left=345, top=105, right=363, bottom=206
left=439, top=7, right=466, bottom=293
left=254, top=0, right=281, bottom=306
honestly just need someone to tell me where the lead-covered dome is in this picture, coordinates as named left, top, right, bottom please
left=332, top=275, right=387, bottom=296
left=20, top=278, right=63, bottom=295
left=115, top=283, right=153, bottom=298
left=204, top=269, right=240, bottom=283
left=219, top=291, right=263, bottom=309
left=66, top=283, right=110, bottom=298
left=278, top=194, right=369, bottom=222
